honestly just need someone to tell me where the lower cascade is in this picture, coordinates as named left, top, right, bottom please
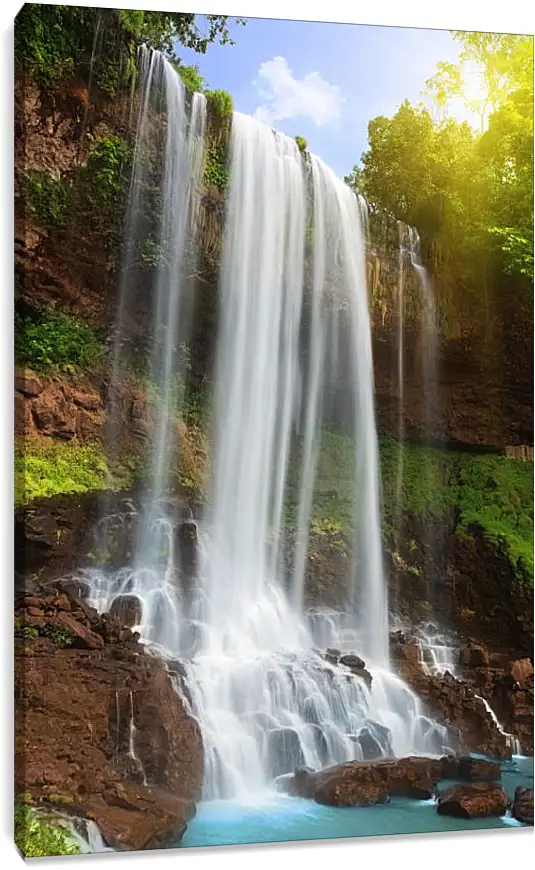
left=84, top=53, right=452, bottom=803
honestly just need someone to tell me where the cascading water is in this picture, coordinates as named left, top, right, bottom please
left=180, top=113, right=447, bottom=799
left=84, top=59, right=452, bottom=805
left=94, top=47, right=207, bottom=650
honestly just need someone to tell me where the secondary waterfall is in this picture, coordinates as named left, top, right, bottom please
left=84, top=54, right=451, bottom=803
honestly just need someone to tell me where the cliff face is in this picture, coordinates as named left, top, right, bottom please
left=15, top=76, right=533, bottom=453
left=15, top=583, right=204, bottom=851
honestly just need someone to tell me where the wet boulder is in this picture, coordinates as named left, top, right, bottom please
left=437, top=783, right=508, bottom=819
left=267, top=728, right=305, bottom=779
left=354, top=726, right=390, bottom=761
left=175, top=521, right=198, bottom=583
left=511, top=787, right=533, bottom=825
left=110, top=595, right=142, bottom=629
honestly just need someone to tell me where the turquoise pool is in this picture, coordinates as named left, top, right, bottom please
left=178, top=756, right=533, bottom=849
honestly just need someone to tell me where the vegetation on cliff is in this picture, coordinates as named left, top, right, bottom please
left=289, top=428, right=533, bottom=588
left=346, top=33, right=534, bottom=298
left=16, top=4, right=245, bottom=93
left=14, top=803, right=80, bottom=857
left=15, top=311, right=104, bottom=373
left=14, top=438, right=138, bottom=507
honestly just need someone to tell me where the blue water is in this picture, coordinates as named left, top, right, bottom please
left=179, top=756, right=533, bottom=848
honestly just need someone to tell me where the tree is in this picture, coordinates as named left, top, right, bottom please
left=346, top=33, right=533, bottom=282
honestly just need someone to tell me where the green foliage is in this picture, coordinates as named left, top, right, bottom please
left=117, top=11, right=246, bottom=57
left=15, top=4, right=78, bottom=88
left=295, top=135, right=308, bottom=154
left=204, top=145, right=229, bottom=190
left=286, top=428, right=533, bottom=587
left=206, top=89, right=234, bottom=118
left=82, top=134, right=132, bottom=216
left=347, top=33, right=534, bottom=283
left=16, top=5, right=245, bottom=97
left=20, top=170, right=72, bottom=227
left=14, top=804, right=80, bottom=858
left=454, top=452, right=534, bottom=581
left=379, top=436, right=534, bottom=585
left=14, top=439, right=137, bottom=507
left=41, top=623, right=75, bottom=648
left=175, top=64, right=206, bottom=93
left=14, top=617, right=38, bottom=640
left=14, top=615, right=75, bottom=647
left=15, top=311, right=104, bottom=373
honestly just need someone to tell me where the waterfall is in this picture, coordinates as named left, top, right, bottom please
left=96, top=47, right=207, bottom=650
left=84, top=67, right=451, bottom=804
left=394, top=220, right=405, bottom=551
left=406, top=226, right=440, bottom=445
left=181, top=113, right=446, bottom=799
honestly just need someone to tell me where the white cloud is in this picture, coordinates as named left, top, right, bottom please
left=253, top=56, right=343, bottom=127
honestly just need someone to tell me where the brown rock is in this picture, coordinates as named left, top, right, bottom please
left=15, top=392, right=34, bottom=435
left=511, top=659, right=534, bottom=684
left=15, top=371, right=43, bottom=397
left=461, top=645, right=490, bottom=668
left=511, top=787, right=533, bottom=825
left=14, top=624, right=203, bottom=852
left=437, top=783, right=508, bottom=819
left=72, top=390, right=101, bottom=411
left=52, top=611, right=104, bottom=650
left=456, top=757, right=501, bottom=782
left=293, top=757, right=442, bottom=807
left=110, top=596, right=142, bottom=629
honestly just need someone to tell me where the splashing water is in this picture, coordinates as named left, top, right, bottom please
left=84, top=64, right=451, bottom=802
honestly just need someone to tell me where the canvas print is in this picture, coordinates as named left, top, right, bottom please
left=13, top=2, right=534, bottom=857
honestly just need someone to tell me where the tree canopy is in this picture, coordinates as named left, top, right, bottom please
left=15, top=4, right=245, bottom=92
left=346, top=32, right=534, bottom=284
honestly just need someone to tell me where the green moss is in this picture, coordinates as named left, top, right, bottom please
left=14, top=311, right=104, bottom=373
left=379, top=435, right=454, bottom=518
left=454, top=452, right=534, bottom=581
left=295, top=135, right=308, bottom=154
left=14, top=439, right=137, bottom=507
left=14, top=803, right=80, bottom=858
left=379, top=436, right=533, bottom=585
left=285, top=428, right=533, bottom=587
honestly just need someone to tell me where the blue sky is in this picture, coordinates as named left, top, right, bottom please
left=176, top=17, right=468, bottom=178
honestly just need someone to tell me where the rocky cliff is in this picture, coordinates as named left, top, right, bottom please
left=15, top=582, right=204, bottom=851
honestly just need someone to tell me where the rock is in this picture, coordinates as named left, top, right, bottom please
left=437, top=783, right=508, bottom=819
left=461, top=645, right=490, bottom=668
left=71, top=389, right=101, bottom=411
left=339, top=654, right=365, bottom=670
left=292, top=756, right=442, bottom=807
left=83, top=785, right=196, bottom=851
left=510, top=659, right=534, bottom=684
left=52, top=611, right=105, bottom=650
left=15, top=371, right=43, bottom=397
left=176, top=521, right=198, bottom=580
left=14, top=600, right=204, bottom=852
left=355, top=728, right=387, bottom=761
left=293, top=766, right=316, bottom=798
left=110, top=595, right=142, bottom=629
left=456, top=757, right=501, bottom=782
left=511, top=787, right=533, bottom=825
left=267, top=728, right=305, bottom=779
